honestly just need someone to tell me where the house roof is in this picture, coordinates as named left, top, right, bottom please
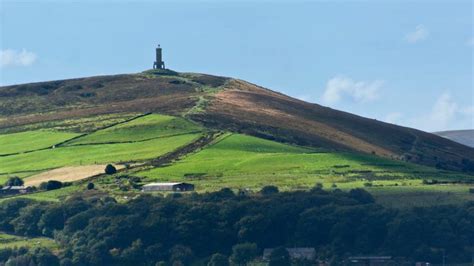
left=1, top=186, right=27, bottom=190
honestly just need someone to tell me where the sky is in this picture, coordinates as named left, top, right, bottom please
left=0, top=0, right=473, bottom=132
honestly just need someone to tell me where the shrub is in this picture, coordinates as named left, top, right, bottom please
left=5, top=176, right=24, bottom=187
left=230, top=243, right=258, bottom=265
left=105, top=164, right=117, bottom=175
left=87, top=183, right=95, bottom=190
left=39, top=180, right=63, bottom=191
left=260, top=186, right=279, bottom=195
left=349, top=188, right=375, bottom=204
left=207, top=253, right=229, bottom=266
left=269, top=247, right=290, bottom=266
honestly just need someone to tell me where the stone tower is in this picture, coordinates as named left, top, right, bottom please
left=153, top=44, right=165, bottom=69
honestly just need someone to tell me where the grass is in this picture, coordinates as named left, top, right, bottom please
left=0, top=133, right=202, bottom=174
left=136, top=133, right=474, bottom=207
left=0, top=113, right=140, bottom=134
left=0, top=130, right=79, bottom=155
left=66, top=114, right=203, bottom=145
left=0, top=232, right=58, bottom=250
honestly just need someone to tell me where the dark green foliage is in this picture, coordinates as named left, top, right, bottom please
left=0, top=189, right=472, bottom=265
left=349, top=188, right=375, bottom=204
left=230, top=243, right=258, bottom=266
left=269, top=247, right=290, bottom=266
left=105, top=164, right=117, bottom=175
left=5, top=176, right=24, bottom=186
left=87, top=182, right=95, bottom=190
left=39, top=180, right=63, bottom=191
left=260, top=185, right=279, bottom=195
left=207, top=253, right=229, bottom=266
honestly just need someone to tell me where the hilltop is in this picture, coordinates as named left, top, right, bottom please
left=1, top=69, right=473, bottom=173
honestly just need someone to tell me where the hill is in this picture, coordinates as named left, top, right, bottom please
left=434, top=129, right=474, bottom=148
left=1, top=69, right=473, bottom=173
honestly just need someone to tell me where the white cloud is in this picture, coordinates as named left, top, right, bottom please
left=321, top=76, right=383, bottom=105
left=0, top=49, right=37, bottom=67
left=384, top=112, right=403, bottom=125
left=409, top=92, right=473, bottom=132
left=405, top=24, right=429, bottom=43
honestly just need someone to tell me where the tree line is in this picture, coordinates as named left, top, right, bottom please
left=0, top=186, right=472, bottom=265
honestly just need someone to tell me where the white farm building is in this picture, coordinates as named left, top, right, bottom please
left=141, top=182, right=195, bottom=192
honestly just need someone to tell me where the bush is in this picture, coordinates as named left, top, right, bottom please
left=269, top=247, right=290, bottom=266
left=39, top=180, right=63, bottom=191
left=87, top=183, right=95, bottom=190
left=349, top=188, right=375, bottom=204
left=5, top=176, right=24, bottom=187
left=260, top=185, right=279, bottom=195
left=207, top=253, right=229, bottom=266
left=230, top=243, right=258, bottom=265
left=105, top=164, right=117, bottom=175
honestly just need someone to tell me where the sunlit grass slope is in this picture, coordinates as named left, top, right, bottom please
left=0, top=133, right=201, bottom=174
left=67, top=114, right=203, bottom=145
left=138, top=133, right=451, bottom=191
left=0, top=130, right=79, bottom=155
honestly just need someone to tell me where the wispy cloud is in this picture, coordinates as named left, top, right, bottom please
left=409, top=92, right=473, bottom=132
left=405, top=24, right=429, bottom=43
left=384, top=112, right=403, bottom=125
left=321, top=76, right=383, bottom=105
left=0, top=49, right=37, bottom=67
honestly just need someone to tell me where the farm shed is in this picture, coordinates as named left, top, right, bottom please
left=0, top=186, right=33, bottom=196
left=263, top=248, right=316, bottom=261
left=142, top=182, right=195, bottom=192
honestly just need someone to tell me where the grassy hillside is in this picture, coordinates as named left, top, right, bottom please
left=138, top=134, right=471, bottom=193
left=0, top=130, right=79, bottom=155
left=0, top=71, right=473, bottom=209
left=0, top=232, right=58, bottom=250
left=66, top=114, right=202, bottom=145
left=1, top=71, right=473, bottom=173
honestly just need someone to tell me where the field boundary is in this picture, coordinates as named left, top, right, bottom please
left=0, top=113, right=153, bottom=158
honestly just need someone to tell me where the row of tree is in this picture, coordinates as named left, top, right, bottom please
left=0, top=186, right=472, bottom=265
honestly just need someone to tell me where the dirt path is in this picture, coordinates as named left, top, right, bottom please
left=150, top=131, right=224, bottom=167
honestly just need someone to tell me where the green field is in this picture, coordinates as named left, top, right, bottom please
left=0, top=133, right=202, bottom=174
left=1, top=113, right=472, bottom=208
left=0, top=130, right=79, bottom=155
left=136, top=133, right=473, bottom=207
left=0, top=232, right=58, bottom=249
left=138, top=134, right=445, bottom=190
left=66, top=114, right=203, bottom=145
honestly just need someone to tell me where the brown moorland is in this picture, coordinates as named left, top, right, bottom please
left=1, top=70, right=473, bottom=173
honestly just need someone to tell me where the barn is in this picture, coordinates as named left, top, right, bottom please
left=142, top=182, right=195, bottom=192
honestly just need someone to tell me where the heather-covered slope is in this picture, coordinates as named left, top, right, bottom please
left=1, top=70, right=473, bottom=173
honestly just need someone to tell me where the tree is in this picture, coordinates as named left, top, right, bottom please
left=5, top=176, right=23, bottom=186
left=87, top=182, right=95, bottom=190
left=260, top=186, right=279, bottom=195
left=169, top=245, right=194, bottom=266
left=207, top=253, right=229, bottom=266
left=105, top=164, right=117, bottom=175
left=269, top=247, right=290, bottom=266
left=40, top=180, right=63, bottom=191
left=230, top=243, right=258, bottom=266
left=349, top=188, right=374, bottom=204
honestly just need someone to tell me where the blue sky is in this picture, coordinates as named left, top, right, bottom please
left=1, top=0, right=472, bottom=132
